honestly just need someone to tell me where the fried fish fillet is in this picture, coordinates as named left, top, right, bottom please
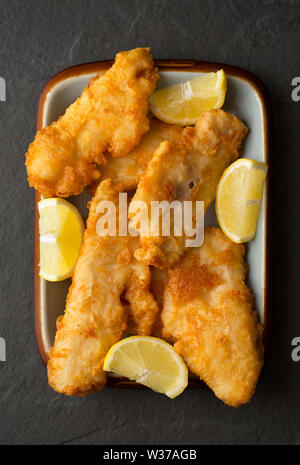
left=162, top=227, right=264, bottom=407
left=26, top=48, right=158, bottom=197
left=88, top=117, right=183, bottom=193
left=130, top=110, right=248, bottom=268
left=47, top=179, right=158, bottom=396
left=150, top=267, right=168, bottom=339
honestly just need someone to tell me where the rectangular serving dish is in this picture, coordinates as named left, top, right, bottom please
left=34, top=59, right=271, bottom=388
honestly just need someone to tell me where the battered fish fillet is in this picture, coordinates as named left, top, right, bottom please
left=162, top=227, right=264, bottom=407
left=130, top=110, right=248, bottom=268
left=88, top=117, right=183, bottom=193
left=47, top=179, right=158, bottom=396
left=26, top=48, right=158, bottom=197
left=150, top=268, right=168, bottom=339
left=125, top=266, right=167, bottom=338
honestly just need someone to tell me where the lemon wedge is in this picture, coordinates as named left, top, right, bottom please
left=216, top=158, right=268, bottom=243
left=38, top=198, right=84, bottom=281
left=103, top=336, right=188, bottom=398
left=150, top=70, right=227, bottom=125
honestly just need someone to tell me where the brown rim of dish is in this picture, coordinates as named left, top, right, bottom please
left=34, top=59, right=272, bottom=389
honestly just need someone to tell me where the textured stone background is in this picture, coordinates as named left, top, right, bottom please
left=0, top=0, right=299, bottom=445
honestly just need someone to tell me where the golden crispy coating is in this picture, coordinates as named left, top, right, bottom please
left=125, top=266, right=168, bottom=338
left=150, top=267, right=168, bottom=339
left=26, top=48, right=159, bottom=197
left=88, top=117, right=183, bottom=193
left=47, top=179, right=158, bottom=396
left=131, top=110, right=248, bottom=268
left=162, top=227, right=264, bottom=407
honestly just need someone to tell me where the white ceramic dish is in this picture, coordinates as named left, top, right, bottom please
left=33, top=60, right=271, bottom=375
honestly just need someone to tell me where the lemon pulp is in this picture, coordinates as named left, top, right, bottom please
left=216, top=158, right=268, bottom=243
left=150, top=70, right=227, bottom=125
left=104, top=336, right=188, bottom=398
left=38, top=198, right=84, bottom=281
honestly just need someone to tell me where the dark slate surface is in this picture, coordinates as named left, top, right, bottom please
left=0, top=0, right=299, bottom=445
